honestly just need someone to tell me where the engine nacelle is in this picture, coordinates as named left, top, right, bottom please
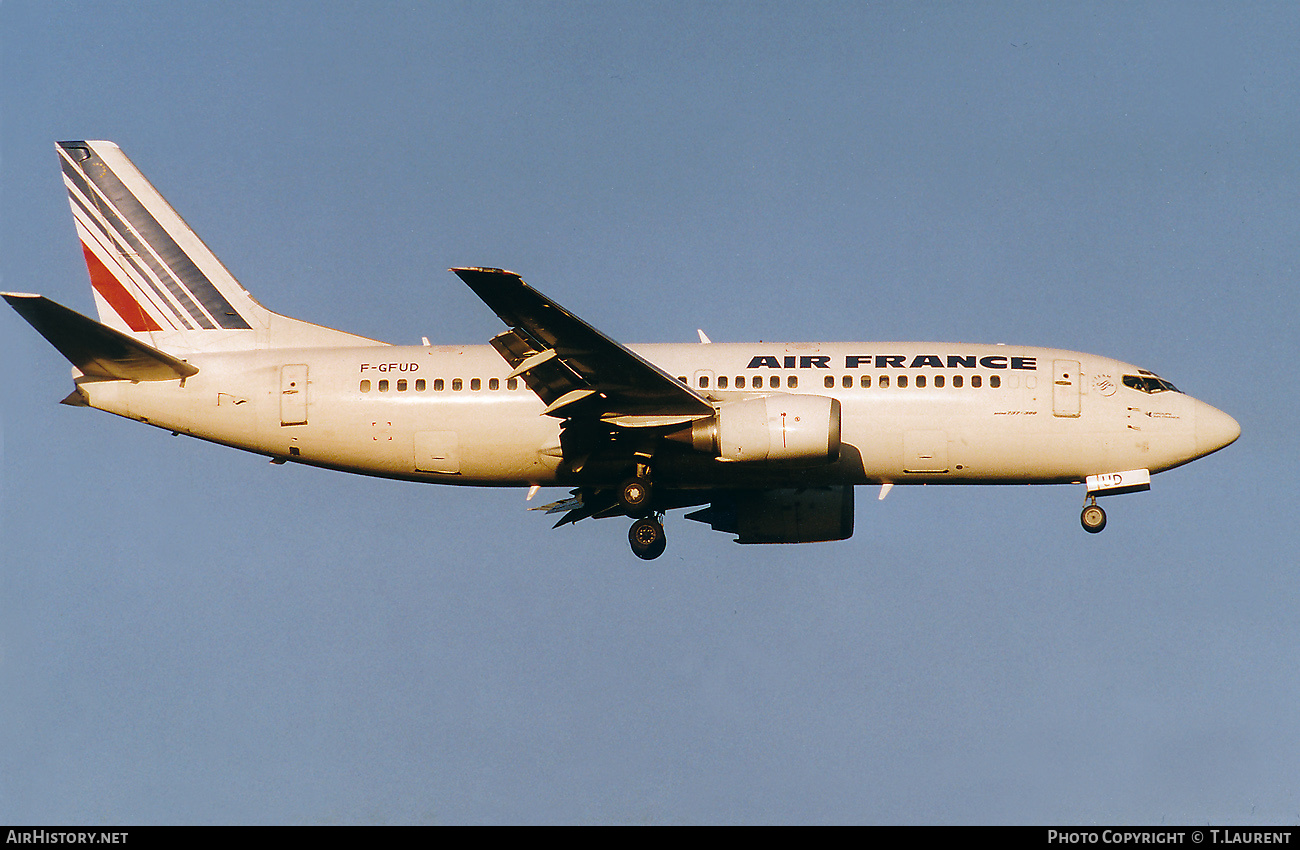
left=681, top=394, right=841, bottom=463
left=685, top=486, right=855, bottom=544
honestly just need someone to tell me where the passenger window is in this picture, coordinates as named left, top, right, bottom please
left=452, top=378, right=462, bottom=391
left=434, top=378, right=444, bottom=391
left=916, top=375, right=927, bottom=388
left=843, top=375, right=852, bottom=388
left=489, top=378, right=499, bottom=390
left=879, top=375, right=890, bottom=388
left=507, top=378, right=518, bottom=390
left=379, top=379, right=389, bottom=392
left=860, top=375, right=871, bottom=388
left=415, top=379, right=426, bottom=391
left=990, top=375, right=1001, bottom=388
left=935, top=375, right=945, bottom=388
left=678, top=376, right=687, bottom=384
left=898, top=375, right=908, bottom=388
left=736, top=376, right=746, bottom=389
left=397, top=379, right=408, bottom=392
left=360, top=380, right=371, bottom=392
left=770, top=376, right=780, bottom=389
left=699, top=375, right=709, bottom=389
left=787, top=376, right=797, bottom=389
left=972, top=375, right=982, bottom=388
left=470, top=378, right=481, bottom=391
left=953, top=375, right=963, bottom=388
left=825, top=375, right=835, bottom=389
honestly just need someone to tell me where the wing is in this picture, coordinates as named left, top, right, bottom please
left=451, top=267, right=714, bottom=424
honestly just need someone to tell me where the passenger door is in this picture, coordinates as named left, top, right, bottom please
left=1052, top=360, right=1081, bottom=418
left=280, top=364, right=308, bottom=426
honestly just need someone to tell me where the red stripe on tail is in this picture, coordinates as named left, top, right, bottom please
left=81, top=242, right=163, bottom=332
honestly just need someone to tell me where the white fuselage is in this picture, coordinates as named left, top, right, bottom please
left=77, top=341, right=1233, bottom=491
left=17, top=141, right=1240, bottom=556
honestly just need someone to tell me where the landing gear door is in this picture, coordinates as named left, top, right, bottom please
left=1052, top=360, right=1081, bottom=418
left=280, top=364, right=308, bottom=426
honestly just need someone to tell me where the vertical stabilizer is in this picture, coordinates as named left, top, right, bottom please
left=57, top=141, right=380, bottom=352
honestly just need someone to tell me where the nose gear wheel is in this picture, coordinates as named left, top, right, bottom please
left=1081, top=500, right=1107, bottom=533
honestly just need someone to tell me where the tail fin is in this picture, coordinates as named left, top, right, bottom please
left=57, top=141, right=379, bottom=352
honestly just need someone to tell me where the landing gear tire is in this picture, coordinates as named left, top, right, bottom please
left=1081, top=503, right=1107, bottom=534
left=618, top=477, right=653, bottom=516
left=629, top=516, right=667, bottom=560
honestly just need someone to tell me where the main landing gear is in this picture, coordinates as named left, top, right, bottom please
left=618, top=455, right=656, bottom=514
left=620, top=458, right=666, bottom=559
left=629, top=514, right=667, bottom=560
left=618, top=476, right=653, bottom=515
left=1080, top=496, right=1107, bottom=534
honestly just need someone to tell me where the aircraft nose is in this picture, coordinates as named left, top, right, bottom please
left=1195, top=400, right=1241, bottom=457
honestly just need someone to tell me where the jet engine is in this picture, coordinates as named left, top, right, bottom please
left=673, top=394, right=841, bottom=463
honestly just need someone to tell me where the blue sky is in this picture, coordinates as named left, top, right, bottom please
left=3, top=1, right=1297, bottom=824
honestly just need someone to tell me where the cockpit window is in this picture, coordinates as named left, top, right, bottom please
left=1123, top=374, right=1180, bottom=394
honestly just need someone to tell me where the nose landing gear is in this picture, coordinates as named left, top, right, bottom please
left=629, top=514, right=667, bottom=560
left=1081, top=497, right=1107, bottom=534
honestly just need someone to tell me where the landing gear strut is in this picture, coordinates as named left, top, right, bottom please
left=629, top=514, right=667, bottom=560
left=1081, top=497, right=1107, bottom=534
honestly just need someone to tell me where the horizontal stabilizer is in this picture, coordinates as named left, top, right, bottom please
left=4, top=293, right=199, bottom=381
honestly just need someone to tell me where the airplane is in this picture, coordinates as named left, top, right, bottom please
left=5, top=141, right=1241, bottom=560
